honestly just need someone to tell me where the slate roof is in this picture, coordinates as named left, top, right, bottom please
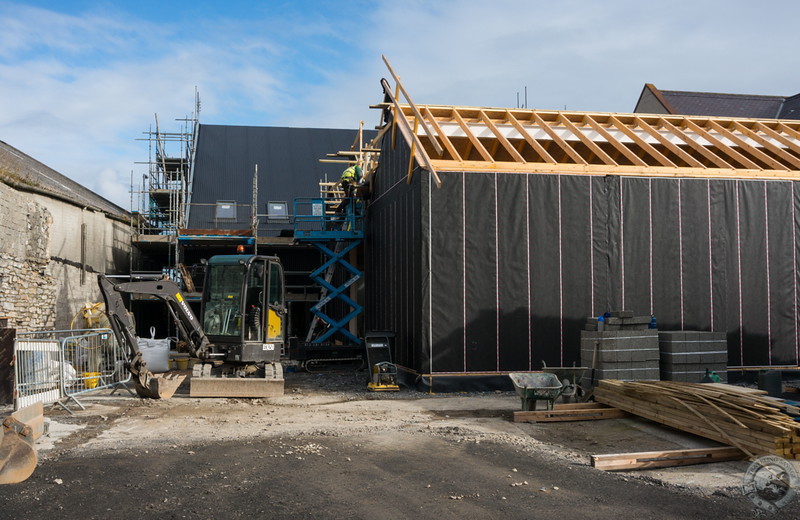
left=0, top=139, right=129, bottom=219
left=635, top=84, right=800, bottom=120
left=188, top=124, right=372, bottom=230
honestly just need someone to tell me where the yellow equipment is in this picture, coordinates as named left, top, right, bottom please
left=365, top=333, right=399, bottom=392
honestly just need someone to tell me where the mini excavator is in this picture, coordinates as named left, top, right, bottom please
left=98, top=254, right=287, bottom=399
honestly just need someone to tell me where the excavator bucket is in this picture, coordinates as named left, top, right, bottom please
left=134, top=372, right=187, bottom=399
left=0, top=416, right=37, bottom=484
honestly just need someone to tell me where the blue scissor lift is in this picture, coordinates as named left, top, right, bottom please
left=293, top=197, right=364, bottom=345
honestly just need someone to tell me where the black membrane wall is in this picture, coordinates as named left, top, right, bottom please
left=366, top=139, right=800, bottom=376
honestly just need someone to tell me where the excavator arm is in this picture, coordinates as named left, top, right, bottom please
left=98, top=275, right=209, bottom=398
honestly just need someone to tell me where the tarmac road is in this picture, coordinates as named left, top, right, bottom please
left=2, top=432, right=792, bottom=519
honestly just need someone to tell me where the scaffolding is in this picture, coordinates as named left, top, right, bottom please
left=132, top=92, right=200, bottom=273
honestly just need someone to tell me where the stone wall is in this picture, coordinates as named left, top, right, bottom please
left=0, top=181, right=132, bottom=331
left=0, top=181, right=56, bottom=330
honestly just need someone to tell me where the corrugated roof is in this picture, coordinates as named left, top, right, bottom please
left=0, top=139, right=129, bottom=219
left=188, top=125, right=371, bottom=229
left=386, top=103, right=800, bottom=183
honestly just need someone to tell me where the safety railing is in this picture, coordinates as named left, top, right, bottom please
left=293, top=197, right=364, bottom=240
left=14, top=328, right=132, bottom=412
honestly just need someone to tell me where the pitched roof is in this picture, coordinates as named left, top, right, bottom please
left=384, top=103, right=800, bottom=184
left=0, top=139, right=129, bottom=219
left=188, top=124, right=372, bottom=229
left=635, top=83, right=800, bottom=120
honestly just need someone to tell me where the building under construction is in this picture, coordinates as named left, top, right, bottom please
left=366, top=69, right=800, bottom=389
left=129, top=65, right=800, bottom=390
left=131, top=96, right=375, bottom=350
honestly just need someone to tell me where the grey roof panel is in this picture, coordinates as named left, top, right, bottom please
left=779, top=94, right=800, bottom=120
left=189, top=125, right=371, bottom=230
left=657, top=90, right=788, bottom=119
left=0, top=139, right=128, bottom=218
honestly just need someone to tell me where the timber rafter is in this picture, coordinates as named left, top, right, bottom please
left=386, top=102, right=800, bottom=181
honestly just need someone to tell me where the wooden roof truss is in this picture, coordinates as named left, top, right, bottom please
left=370, top=57, right=800, bottom=184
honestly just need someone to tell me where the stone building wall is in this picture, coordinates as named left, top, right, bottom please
left=0, top=181, right=132, bottom=331
left=0, top=181, right=56, bottom=331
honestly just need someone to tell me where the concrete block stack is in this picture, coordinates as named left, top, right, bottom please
left=580, top=311, right=660, bottom=388
left=658, top=331, right=728, bottom=383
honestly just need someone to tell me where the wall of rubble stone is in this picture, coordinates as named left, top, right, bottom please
left=0, top=181, right=131, bottom=331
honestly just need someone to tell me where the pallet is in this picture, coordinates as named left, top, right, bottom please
left=591, top=446, right=746, bottom=471
left=513, top=402, right=630, bottom=423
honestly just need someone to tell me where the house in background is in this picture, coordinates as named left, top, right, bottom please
left=0, top=140, right=131, bottom=331
left=635, top=83, right=800, bottom=119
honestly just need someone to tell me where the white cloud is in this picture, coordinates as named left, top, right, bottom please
left=1, top=0, right=799, bottom=209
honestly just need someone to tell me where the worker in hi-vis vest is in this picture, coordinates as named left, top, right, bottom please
left=339, top=162, right=362, bottom=197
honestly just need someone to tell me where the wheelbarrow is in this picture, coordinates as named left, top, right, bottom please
left=540, top=364, right=589, bottom=401
left=508, top=372, right=565, bottom=411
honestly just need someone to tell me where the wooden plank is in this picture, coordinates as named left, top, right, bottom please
left=453, top=109, right=494, bottom=163
left=657, top=117, right=735, bottom=169
left=531, top=112, right=587, bottom=164
left=424, top=107, right=462, bottom=161
left=479, top=110, right=526, bottom=163
left=607, top=116, right=676, bottom=167
left=583, top=116, right=649, bottom=167
left=558, top=114, right=617, bottom=166
left=731, top=121, right=800, bottom=169
left=591, top=446, right=746, bottom=471
left=553, top=402, right=610, bottom=410
left=425, top=159, right=800, bottom=180
left=754, top=121, right=800, bottom=156
left=635, top=116, right=707, bottom=168
left=381, top=80, right=441, bottom=187
left=504, top=110, right=557, bottom=163
left=707, top=120, right=789, bottom=171
left=513, top=407, right=630, bottom=423
left=382, top=56, right=444, bottom=157
left=683, top=119, right=761, bottom=170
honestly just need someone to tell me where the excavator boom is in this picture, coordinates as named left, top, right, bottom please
left=98, top=275, right=191, bottom=398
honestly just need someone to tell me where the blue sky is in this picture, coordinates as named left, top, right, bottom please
left=1, top=0, right=799, bottom=208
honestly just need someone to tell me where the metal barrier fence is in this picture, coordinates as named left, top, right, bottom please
left=14, top=328, right=132, bottom=412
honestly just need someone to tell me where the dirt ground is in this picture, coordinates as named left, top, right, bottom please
left=2, top=369, right=800, bottom=519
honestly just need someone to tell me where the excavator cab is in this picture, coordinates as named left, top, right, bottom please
left=201, top=255, right=286, bottom=364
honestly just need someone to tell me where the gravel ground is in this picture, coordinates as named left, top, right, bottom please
left=1, top=369, right=799, bottom=519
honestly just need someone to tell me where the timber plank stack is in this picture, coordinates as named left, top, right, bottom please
left=594, top=380, right=800, bottom=460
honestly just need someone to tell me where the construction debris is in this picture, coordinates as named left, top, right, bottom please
left=594, top=380, right=800, bottom=459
